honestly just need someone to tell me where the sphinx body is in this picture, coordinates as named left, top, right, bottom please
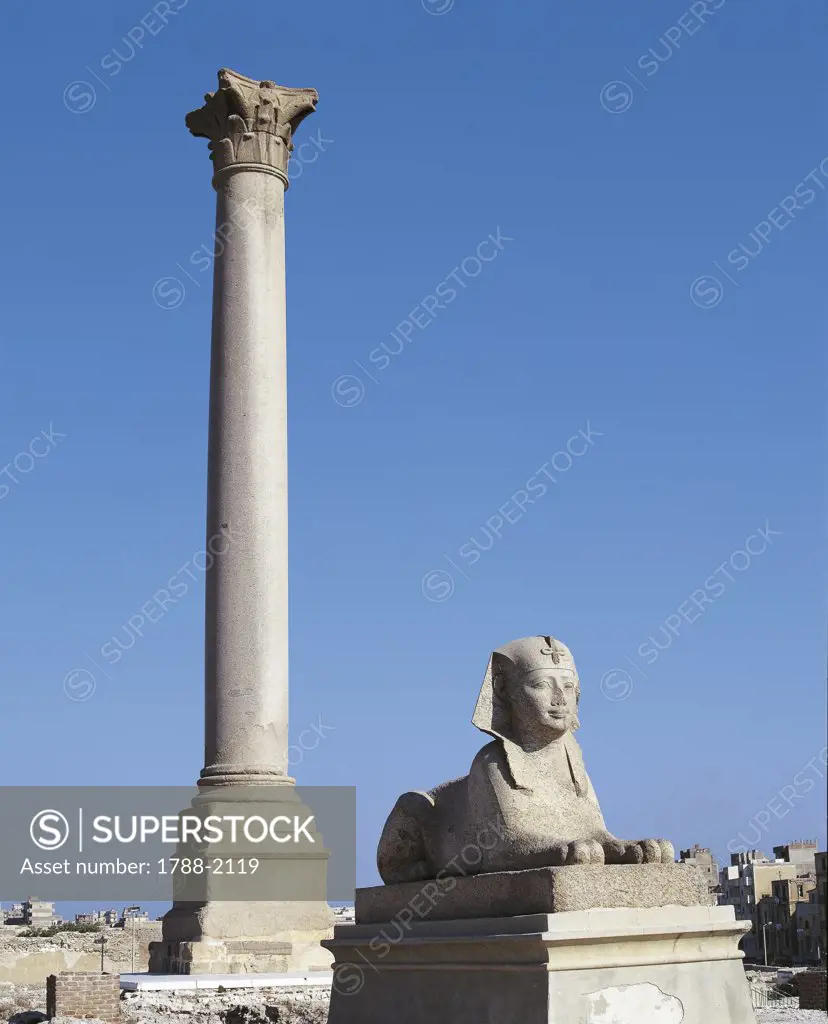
left=377, top=636, right=673, bottom=884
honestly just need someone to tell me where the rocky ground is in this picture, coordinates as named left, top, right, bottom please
left=1, top=979, right=824, bottom=1023
left=0, top=983, right=329, bottom=1024
left=0, top=983, right=44, bottom=1022
left=755, top=1012, right=827, bottom=1023
left=120, top=988, right=329, bottom=1024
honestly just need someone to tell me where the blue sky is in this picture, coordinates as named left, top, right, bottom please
left=1, top=0, right=825, bottom=914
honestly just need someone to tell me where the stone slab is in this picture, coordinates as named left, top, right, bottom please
left=120, top=972, right=333, bottom=991
left=324, top=905, right=755, bottom=1024
left=355, top=863, right=708, bottom=923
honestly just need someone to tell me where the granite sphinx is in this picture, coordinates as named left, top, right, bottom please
left=377, top=635, right=674, bottom=884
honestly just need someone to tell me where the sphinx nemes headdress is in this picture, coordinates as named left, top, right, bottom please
left=471, top=635, right=587, bottom=794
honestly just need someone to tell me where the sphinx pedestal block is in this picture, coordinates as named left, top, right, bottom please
left=324, top=905, right=756, bottom=1024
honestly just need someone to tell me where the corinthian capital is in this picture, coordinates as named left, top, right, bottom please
left=186, top=68, right=318, bottom=184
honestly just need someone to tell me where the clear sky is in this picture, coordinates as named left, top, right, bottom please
left=1, top=0, right=825, bottom=913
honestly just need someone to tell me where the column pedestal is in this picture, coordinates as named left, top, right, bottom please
left=149, top=903, right=333, bottom=975
left=149, top=785, right=334, bottom=974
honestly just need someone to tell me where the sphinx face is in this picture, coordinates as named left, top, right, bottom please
left=505, top=667, right=579, bottom=742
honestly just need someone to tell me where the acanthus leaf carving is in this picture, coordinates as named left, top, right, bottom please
left=186, top=68, right=318, bottom=182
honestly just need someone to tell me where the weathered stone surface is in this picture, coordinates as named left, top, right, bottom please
left=187, top=68, right=318, bottom=183
left=149, top=900, right=334, bottom=975
left=324, top=906, right=755, bottom=1024
left=356, top=863, right=709, bottom=924
left=378, top=635, right=673, bottom=885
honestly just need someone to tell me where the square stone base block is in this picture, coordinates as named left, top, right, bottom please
left=356, top=864, right=709, bottom=924
left=148, top=901, right=334, bottom=974
left=323, top=905, right=756, bottom=1024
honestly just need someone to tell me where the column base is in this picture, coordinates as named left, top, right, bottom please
left=323, top=905, right=756, bottom=1024
left=149, top=901, right=334, bottom=974
left=198, top=766, right=296, bottom=787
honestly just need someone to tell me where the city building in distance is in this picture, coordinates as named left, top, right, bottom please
left=720, top=840, right=824, bottom=965
left=679, top=845, right=719, bottom=895
left=2, top=899, right=57, bottom=929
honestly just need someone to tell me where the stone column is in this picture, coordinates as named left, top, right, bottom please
left=149, top=69, right=332, bottom=977
left=185, top=69, right=318, bottom=787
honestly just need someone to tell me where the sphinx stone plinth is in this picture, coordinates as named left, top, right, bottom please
left=324, top=905, right=756, bottom=1024
left=355, top=863, right=710, bottom=924
left=150, top=68, right=332, bottom=976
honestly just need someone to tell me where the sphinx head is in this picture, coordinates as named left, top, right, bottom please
left=474, top=636, right=581, bottom=749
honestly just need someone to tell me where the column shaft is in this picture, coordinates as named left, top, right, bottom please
left=201, top=167, right=290, bottom=785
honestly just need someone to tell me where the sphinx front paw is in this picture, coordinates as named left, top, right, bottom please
left=616, top=838, right=674, bottom=863
left=563, top=839, right=606, bottom=865
left=597, top=834, right=674, bottom=864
